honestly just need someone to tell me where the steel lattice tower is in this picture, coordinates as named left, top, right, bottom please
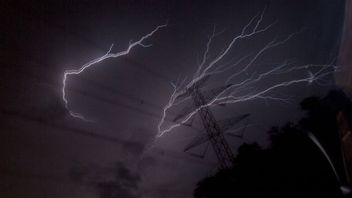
left=190, top=87, right=235, bottom=169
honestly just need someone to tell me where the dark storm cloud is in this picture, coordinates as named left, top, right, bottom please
left=0, top=0, right=346, bottom=198
left=69, top=161, right=141, bottom=198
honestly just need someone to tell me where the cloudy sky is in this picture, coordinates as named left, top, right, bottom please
left=0, top=0, right=345, bottom=197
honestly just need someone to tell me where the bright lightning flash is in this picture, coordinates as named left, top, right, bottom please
left=157, top=9, right=337, bottom=137
left=62, top=24, right=167, bottom=121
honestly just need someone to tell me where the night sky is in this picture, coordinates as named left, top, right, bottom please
left=0, top=0, right=346, bottom=197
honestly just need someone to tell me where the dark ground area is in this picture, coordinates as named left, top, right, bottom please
left=194, top=90, right=352, bottom=198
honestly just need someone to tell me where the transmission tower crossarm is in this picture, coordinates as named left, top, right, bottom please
left=190, top=87, right=235, bottom=169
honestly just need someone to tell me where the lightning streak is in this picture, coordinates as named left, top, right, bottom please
left=307, top=132, right=341, bottom=184
left=62, top=24, right=167, bottom=121
left=307, top=132, right=352, bottom=195
left=157, top=10, right=337, bottom=137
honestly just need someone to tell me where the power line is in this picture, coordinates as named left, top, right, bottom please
left=0, top=61, right=171, bottom=122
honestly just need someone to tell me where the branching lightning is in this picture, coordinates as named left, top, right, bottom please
left=157, top=9, right=337, bottom=137
left=62, top=24, right=167, bottom=121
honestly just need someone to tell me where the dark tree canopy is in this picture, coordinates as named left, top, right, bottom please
left=194, top=90, right=352, bottom=198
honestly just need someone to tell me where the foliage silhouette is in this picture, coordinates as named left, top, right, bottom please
left=194, top=90, right=352, bottom=198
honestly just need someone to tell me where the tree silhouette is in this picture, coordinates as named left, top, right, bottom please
left=194, top=90, right=352, bottom=198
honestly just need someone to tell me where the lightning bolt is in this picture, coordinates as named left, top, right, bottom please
left=157, top=9, right=337, bottom=137
left=62, top=24, right=167, bottom=121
